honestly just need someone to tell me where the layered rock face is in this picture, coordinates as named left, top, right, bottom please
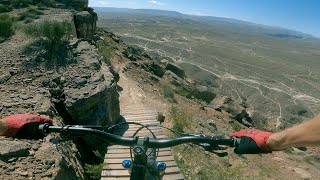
left=64, top=41, right=120, bottom=125
left=75, top=10, right=97, bottom=38
left=61, top=0, right=98, bottom=39
left=48, top=41, right=120, bottom=126
left=62, top=0, right=88, bottom=11
left=165, top=63, right=186, bottom=79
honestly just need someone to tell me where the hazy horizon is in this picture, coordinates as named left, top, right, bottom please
left=89, top=0, right=320, bottom=38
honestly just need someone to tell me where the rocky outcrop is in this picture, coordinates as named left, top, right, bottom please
left=62, top=0, right=88, bottom=11
left=165, top=62, right=186, bottom=79
left=142, top=62, right=166, bottom=77
left=186, top=85, right=216, bottom=103
left=0, top=136, right=85, bottom=179
left=75, top=11, right=97, bottom=38
left=48, top=41, right=120, bottom=126
left=210, top=96, right=254, bottom=127
left=123, top=46, right=151, bottom=61
left=234, top=110, right=253, bottom=127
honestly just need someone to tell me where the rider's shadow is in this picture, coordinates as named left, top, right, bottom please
left=111, top=116, right=129, bottom=136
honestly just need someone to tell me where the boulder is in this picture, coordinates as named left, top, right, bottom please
left=123, top=46, right=144, bottom=61
left=105, top=31, right=121, bottom=43
left=234, top=110, right=253, bottom=127
left=165, top=63, right=186, bottom=79
left=62, top=0, right=88, bottom=11
left=75, top=11, right=96, bottom=38
left=143, top=62, right=165, bottom=77
left=186, top=85, right=216, bottom=103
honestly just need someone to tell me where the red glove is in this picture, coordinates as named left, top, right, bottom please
left=1, top=114, right=53, bottom=137
left=229, top=129, right=273, bottom=153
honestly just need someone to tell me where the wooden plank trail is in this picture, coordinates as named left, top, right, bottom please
left=101, top=108, right=184, bottom=180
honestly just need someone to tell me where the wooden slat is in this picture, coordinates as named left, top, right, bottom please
left=101, top=173, right=184, bottom=180
left=114, top=125, right=159, bottom=130
left=121, top=110, right=156, bottom=114
left=114, top=130, right=164, bottom=136
left=123, top=121, right=159, bottom=125
left=101, top=169, right=129, bottom=177
left=114, top=128, right=163, bottom=133
left=113, top=131, right=162, bottom=136
left=105, top=156, right=175, bottom=164
left=105, top=161, right=178, bottom=170
left=114, top=132, right=164, bottom=136
left=105, top=151, right=172, bottom=159
left=118, top=136, right=167, bottom=139
left=107, top=147, right=172, bottom=154
left=122, top=114, right=158, bottom=119
left=101, top=167, right=181, bottom=177
left=108, top=146, right=171, bottom=153
left=123, top=115, right=158, bottom=119
left=114, top=123, right=160, bottom=129
left=102, top=108, right=183, bottom=179
left=123, top=115, right=159, bottom=120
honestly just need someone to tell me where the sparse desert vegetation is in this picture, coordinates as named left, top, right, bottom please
left=23, top=20, right=73, bottom=68
left=18, top=8, right=44, bottom=23
left=97, top=8, right=320, bottom=129
left=0, top=14, right=15, bottom=42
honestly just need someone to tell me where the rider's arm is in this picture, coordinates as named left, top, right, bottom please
left=267, top=114, right=320, bottom=150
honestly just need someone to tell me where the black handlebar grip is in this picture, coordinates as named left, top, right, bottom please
left=233, top=136, right=264, bottom=154
left=38, top=123, right=51, bottom=136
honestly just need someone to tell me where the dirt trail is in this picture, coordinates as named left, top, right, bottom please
left=112, top=54, right=166, bottom=114
left=118, top=71, right=147, bottom=111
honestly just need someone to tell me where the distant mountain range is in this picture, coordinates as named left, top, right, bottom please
left=93, top=7, right=316, bottom=39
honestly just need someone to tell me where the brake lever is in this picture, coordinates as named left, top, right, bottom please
left=194, top=143, right=225, bottom=151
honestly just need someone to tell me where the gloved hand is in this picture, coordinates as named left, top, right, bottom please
left=0, top=114, right=53, bottom=139
left=229, top=129, right=273, bottom=154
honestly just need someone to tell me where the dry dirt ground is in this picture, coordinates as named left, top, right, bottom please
left=110, top=47, right=320, bottom=180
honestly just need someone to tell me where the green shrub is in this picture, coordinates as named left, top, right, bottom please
left=39, top=0, right=56, bottom=7
left=23, top=20, right=72, bottom=68
left=283, top=147, right=294, bottom=154
left=23, top=17, right=33, bottom=23
left=11, top=0, right=33, bottom=8
left=0, top=14, right=15, bottom=41
left=175, top=86, right=189, bottom=97
left=36, top=3, right=48, bottom=10
left=84, top=163, right=106, bottom=180
left=170, top=107, right=191, bottom=133
left=160, top=84, right=176, bottom=103
left=0, top=4, right=13, bottom=13
left=303, top=155, right=320, bottom=164
left=97, top=40, right=113, bottom=64
left=19, top=8, right=44, bottom=23
left=229, top=120, right=243, bottom=131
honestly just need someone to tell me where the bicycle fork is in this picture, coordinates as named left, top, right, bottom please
left=122, top=137, right=167, bottom=179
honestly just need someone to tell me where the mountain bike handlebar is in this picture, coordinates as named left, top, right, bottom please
left=38, top=124, right=239, bottom=148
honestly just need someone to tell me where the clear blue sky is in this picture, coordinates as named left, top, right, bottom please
left=89, top=0, right=320, bottom=37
